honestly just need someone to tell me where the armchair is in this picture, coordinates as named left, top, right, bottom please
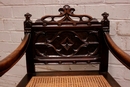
left=1, top=5, right=130, bottom=87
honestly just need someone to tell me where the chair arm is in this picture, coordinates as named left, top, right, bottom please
left=104, top=32, right=130, bottom=69
left=0, top=33, right=30, bottom=76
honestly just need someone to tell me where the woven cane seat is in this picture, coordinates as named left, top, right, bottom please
left=26, top=75, right=111, bottom=87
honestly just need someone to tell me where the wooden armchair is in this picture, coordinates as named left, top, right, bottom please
left=1, top=5, right=130, bottom=87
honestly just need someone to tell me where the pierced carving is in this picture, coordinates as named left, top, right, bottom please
left=61, top=37, right=74, bottom=51
left=34, top=31, right=99, bottom=57
left=41, top=5, right=93, bottom=26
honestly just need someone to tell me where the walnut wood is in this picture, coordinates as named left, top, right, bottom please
left=0, top=33, right=30, bottom=76
left=104, top=32, right=130, bottom=69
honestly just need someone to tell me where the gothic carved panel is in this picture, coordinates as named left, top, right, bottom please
left=34, top=30, right=100, bottom=58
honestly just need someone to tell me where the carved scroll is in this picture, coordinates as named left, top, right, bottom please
left=41, top=5, right=93, bottom=26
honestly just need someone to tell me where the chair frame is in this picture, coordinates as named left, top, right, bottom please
left=1, top=5, right=130, bottom=87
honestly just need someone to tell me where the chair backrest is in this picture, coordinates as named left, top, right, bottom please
left=24, top=5, right=109, bottom=74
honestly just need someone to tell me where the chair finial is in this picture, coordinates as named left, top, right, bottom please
left=24, top=13, right=32, bottom=32
left=101, top=12, right=109, bottom=32
left=24, top=13, right=32, bottom=21
left=102, top=12, right=109, bottom=21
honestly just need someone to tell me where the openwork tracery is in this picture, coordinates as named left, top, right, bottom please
left=41, top=5, right=93, bottom=26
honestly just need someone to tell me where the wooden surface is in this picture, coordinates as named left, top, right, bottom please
left=1, top=5, right=130, bottom=87
left=0, top=33, right=30, bottom=76
left=24, top=5, right=109, bottom=73
left=18, top=5, right=121, bottom=87
left=104, top=32, right=130, bottom=69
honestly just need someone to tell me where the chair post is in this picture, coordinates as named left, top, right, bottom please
left=101, top=12, right=110, bottom=32
left=99, top=12, right=110, bottom=72
left=24, top=13, right=32, bottom=33
left=24, top=13, right=35, bottom=74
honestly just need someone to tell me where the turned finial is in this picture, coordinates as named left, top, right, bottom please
left=102, top=12, right=109, bottom=20
left=24, top=13, right=32, bottom=21
left=101, top=12, right=109, bottom=32
left=24, top=13, right=32, bottom=33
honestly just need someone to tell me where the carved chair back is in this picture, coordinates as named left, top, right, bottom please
left=24, top=5, right=109, bottom=74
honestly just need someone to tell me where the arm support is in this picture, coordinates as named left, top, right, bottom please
left=0, top=33, right=30, bottom=76
left=104, top=32, right=130, bottom=69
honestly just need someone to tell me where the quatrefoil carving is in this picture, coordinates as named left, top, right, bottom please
left=61, top=37, right=74, bottom=51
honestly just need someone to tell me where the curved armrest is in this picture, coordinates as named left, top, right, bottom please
left=0, top=33, right=30, bottom=76
left=104, top=32, right=130, bottom=69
